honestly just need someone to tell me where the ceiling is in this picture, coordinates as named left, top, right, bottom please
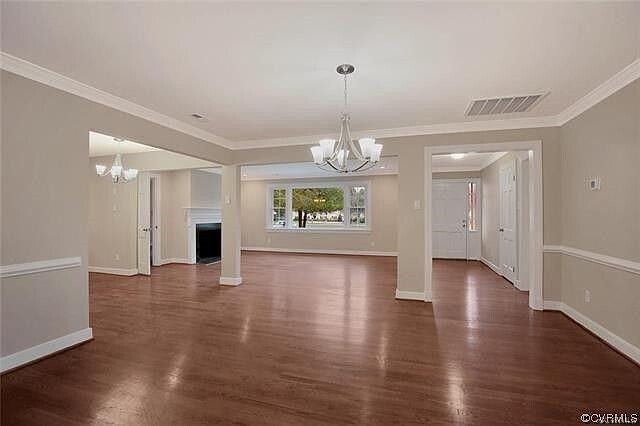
left=432, top=152, right=507, bottom=173
left=89, top=131, right=160, bottom=157
left=2, top=2, right=639, bottom=148
left=242, top=157, right=397, bottom=181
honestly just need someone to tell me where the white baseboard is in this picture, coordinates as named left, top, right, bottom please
left=480, top=257, right=502, bottom=275
left=1, top=327, right=93, bottom=373
left=1, top=256, right=82, bottom=278
left=242, top=246, right=398, bottom=257
left=88, top=266, right=138, bottom=276
left=543, top=300, right=639, bottom=365
left=219, top=276, right=242, bottom=286
left=395, top=289, right=426, bottom=301
left=158, top=258, right=192, bottom=265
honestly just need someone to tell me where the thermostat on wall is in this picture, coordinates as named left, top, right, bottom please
left=588, top=177, right=601, bottom=191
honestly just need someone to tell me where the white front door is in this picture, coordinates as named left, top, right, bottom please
left=499, top=161, right=517, bottom=283
left=137, top=172, right=151, bottom=275
left=432, top=181, right=468, bottom=259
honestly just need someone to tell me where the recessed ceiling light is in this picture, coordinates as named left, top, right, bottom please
left=450, top=153, right=466, bottom=160
left=113, top=137, right=125, bottom=142
left=191, top=113, right=205, bottom=120
left=379, top=166, right=386, bottom=169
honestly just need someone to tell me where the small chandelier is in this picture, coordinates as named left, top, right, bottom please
left=310, top=64, right=383, bottom=173
left=95, top=138, right=139, bottom=183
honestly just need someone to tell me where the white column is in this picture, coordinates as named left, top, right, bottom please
left=220, top=165, right=242, bottom=285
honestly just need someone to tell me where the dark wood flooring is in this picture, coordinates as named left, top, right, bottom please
left=2, top=253, right=639, bottom=424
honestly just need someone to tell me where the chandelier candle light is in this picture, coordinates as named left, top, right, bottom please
left=310, top=64, right=383, bottom=173
left=95, top=138, right=139, bottom=183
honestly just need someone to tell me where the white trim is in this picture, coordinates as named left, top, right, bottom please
left=1, top=257, right=81, bottom=278
left=395, top=289, right=426, bottom=301
left=219, top=276, right=243, bottom=286
left=556, top=58, right=640, bottom=125
left=543, top=245, right=640, bottom=276
left=480, top=257, right=502, bottom=275
left=0, top=328, right=93, bottom=373
left=542, top=301, right=640, bottom=365
left=88, top=266, right=138, bottom=276
left=242, top=247, right=397, bottom=257
left=0, top=52, right=234, bottom=149
left=159, top=258, right=192, bottom=265
left=425, top=140, right=544, bottom=310
left=149, top=174, right=162, bottom=267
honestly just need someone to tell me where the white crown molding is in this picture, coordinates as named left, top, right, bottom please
left=555, top=58, right=640, bottom=126
left=1, top=256, right=82, bottom=278
left=3, top=51, right=638, bottom=151
left=543, top=301, right=639, bottom=365
left=0, top=328, right=93, bottom=373
left=0, top=52, right=235, bottom=149
left=543, top=245, right=640, bottom=276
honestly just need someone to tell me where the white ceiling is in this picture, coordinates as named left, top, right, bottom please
left=432, top=152, right=507, bottom=173
left=2, top=3, right=639, bottom=148
left=242, top=157, right=397, bottom=181
left=89, top=131, right=160, bottom=157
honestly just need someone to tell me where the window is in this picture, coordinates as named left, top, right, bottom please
left=271, top=188, right=287, bottom=228
left=468, top=181, right=478, bottom=231
left=349, top=186, right=367, bottom=226
left=268, top=182, right=369, bottom=231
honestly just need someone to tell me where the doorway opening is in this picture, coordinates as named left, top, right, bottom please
left=425, top=141, right=543, bottom=310
left=87, top=130, right=222, bottom=277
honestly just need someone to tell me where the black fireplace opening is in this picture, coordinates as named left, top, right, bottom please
left=196, top=223, right=221, bottom=264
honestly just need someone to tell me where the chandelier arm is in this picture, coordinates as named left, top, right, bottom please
left=351, top=160, right=376, bottom=173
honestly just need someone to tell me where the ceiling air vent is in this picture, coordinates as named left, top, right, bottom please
left=466, top=93, right=546, bottom=116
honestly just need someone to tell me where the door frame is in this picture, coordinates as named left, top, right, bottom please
left=424, top=140, right=543, bottom=310
left=149, top=174, right=162, bottom=267
left=431, top=178, right=482, bottom=260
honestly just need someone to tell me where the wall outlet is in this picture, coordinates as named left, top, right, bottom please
left=413, top=200, right=421, bottom=210
left=584, top=289, right=591, bottom=303
left=266, top=237, right=271, bottom=244
left=587, top=177, right=601, bottom=191
left=370, top=241, right=375, bottom=247
left=115, top=254, right=120, bottom=261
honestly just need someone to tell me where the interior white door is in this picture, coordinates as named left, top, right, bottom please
left=499, top=161, right=517, bottom=283
left=432, top=181, right=468, bottom=259
left=137, top=172, right=151, bottom=276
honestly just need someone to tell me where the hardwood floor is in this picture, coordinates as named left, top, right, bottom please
left=2, top=253, right=639, bottom=424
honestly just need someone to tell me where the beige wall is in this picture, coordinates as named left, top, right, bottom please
left=191, top=170, right=222, bottom=209
left=160, top=170, right=191, bottom=261
left=556, top=79, right=639, bottom=347
left=241, top=175, right=398, bottom=253
left=1, top=70, right=230, bottom=357
left=433, top=171, right=481, bottom=179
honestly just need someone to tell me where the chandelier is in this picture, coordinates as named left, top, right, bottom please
left=95, top=138, right=139, bottom=183
left=310, top=64, right=383, bottom=173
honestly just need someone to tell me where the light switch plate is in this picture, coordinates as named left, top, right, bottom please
left=413, top=200, right=421, bottom=210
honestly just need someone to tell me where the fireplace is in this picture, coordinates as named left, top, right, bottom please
left=196, top=223, right=221, bottom=264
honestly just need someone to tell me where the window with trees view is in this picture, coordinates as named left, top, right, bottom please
left=269, top=182, right=369, bottom=230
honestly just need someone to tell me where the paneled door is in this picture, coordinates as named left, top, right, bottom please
left=137, top=172, right=151, bottom=276
left=432, top=181, right=469, bottom=259
left=499, top=160, right=517, bottom=283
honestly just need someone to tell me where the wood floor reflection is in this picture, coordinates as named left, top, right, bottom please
left=2, top=253, right=639, bottom=424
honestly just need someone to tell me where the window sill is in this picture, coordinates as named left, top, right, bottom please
left=266, top=227, right=371, bottom=234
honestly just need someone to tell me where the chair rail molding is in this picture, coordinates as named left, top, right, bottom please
left=543, top=245, right=640, bottom=276
left=1, top=256, right=82, bottom=278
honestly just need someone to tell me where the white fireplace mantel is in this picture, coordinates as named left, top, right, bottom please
left=185, top=207, right=222, bottom=264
